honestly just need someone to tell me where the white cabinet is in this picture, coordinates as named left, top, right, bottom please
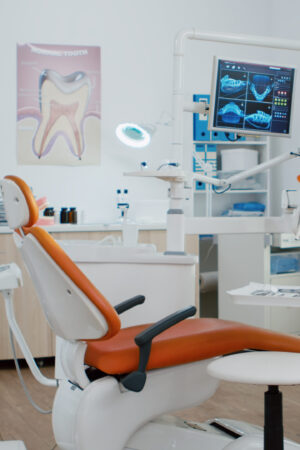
left=193, top=138, right=270, bottom=217
left=192, top=94, right=270, bottom=218
left=218, top=233, right=300, bottom=333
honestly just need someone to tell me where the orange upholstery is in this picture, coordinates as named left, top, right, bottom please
left=85, top=318, right=300, bottom=375
left=5, top=175, right=300, bottom=378
left=25, top=226, right=121, bottom=340
left=4, top=175, right=39, bottom=228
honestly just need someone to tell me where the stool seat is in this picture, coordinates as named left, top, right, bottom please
left=207, top=352, right=300, bottom=385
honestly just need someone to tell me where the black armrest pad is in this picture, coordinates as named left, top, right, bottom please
left=114, top=295, right=145, bottom=315
left=135, top=306, right=196, bottom=346
left=121, top=305, right=196, bottom=392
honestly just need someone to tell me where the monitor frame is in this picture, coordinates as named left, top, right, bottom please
left=208, top=56, right=296, bottom=138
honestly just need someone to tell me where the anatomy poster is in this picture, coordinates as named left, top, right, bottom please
left=17, top=43, right=101, bottom=165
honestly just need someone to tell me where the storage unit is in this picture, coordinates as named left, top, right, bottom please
left=192, top=94, right=270, bottom=218
left=218, top=233, right=300, bottom=334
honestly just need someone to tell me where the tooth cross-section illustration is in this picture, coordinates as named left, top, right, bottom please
left=34, top=70, right=91, bottom=159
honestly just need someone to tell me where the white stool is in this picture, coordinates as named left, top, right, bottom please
left=208, top=351, right=300, bottom=450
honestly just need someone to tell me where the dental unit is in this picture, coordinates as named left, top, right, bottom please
left=2, top=174, right=300, bottom=450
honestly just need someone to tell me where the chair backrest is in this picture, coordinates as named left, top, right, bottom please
left=0, top=176, right=121, bottom=341
left=0, top=175, right=39, bottom=230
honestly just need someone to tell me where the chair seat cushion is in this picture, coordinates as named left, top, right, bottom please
left=84, top=318, right=300, bottom=375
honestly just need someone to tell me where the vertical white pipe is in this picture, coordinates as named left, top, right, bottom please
left=3, top=290, right=57, bottom=387
left=166, top=180, right=186, bottom=253
left=172, top=29, right=196, bottom=166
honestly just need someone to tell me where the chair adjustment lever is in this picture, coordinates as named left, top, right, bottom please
left=121, top=305, right=197, bottom=392
left=114, top=295, right=145, bottom=315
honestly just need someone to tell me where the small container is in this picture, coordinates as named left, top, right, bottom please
left=54, top=209, right=60, bottom=224
left=44, top=207, right=55, bottom=217
left=60, top=207, right=68, bottom=224
left=271, top=252, right=300, bottom=274
left=68, top=207, right=78, bottom=224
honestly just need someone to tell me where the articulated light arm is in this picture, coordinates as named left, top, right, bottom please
left=193, top=152, right=300, bottom=189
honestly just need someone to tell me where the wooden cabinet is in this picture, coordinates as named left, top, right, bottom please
left=0, top=229, right=199, bottom=359
left=0, top=234, right=54, bottom=359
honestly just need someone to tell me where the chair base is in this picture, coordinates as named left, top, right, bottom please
left=265, top=385, right=283, bottom=450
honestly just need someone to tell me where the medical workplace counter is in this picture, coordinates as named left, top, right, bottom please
left=0, top=224, right=199, bottom=360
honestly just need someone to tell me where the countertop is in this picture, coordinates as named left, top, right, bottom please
left=0, top=222, right=167, bottom=234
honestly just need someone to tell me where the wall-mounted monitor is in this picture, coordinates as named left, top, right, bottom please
left=209, top=57, right=295, bottom=137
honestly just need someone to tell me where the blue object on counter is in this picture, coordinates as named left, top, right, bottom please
left=271, top=255, right=299, bottom=274
left=233, top=202, right=265, bottom=212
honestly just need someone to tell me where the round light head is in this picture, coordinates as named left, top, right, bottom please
left=116, top=123, right=151, bottom=148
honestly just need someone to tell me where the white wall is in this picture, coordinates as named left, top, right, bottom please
left=0, top=0, right=276, bottom=223
left=268, top=0, right=300, bottom=214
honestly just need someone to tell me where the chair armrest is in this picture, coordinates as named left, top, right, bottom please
left=135, top=306, right=196, bottom=345
left=114, top=295, right=145, bottom=315
left=121, top=305, right=196, bottom=392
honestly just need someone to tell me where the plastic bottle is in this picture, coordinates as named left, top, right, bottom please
left=116, top=189, right=129, bottom=220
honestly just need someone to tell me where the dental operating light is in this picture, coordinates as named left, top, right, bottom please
left=116, top=123, right=153, bottom=148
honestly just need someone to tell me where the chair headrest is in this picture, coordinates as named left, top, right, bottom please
left=0, top=176, right=39, bottom=229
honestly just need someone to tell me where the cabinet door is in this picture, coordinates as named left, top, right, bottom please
left=218, top=233, right=267, bottom=327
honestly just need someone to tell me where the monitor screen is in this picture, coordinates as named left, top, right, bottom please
left=209, top=58, right=295, bottom=137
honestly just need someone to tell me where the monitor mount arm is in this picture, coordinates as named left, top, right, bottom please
left=193, top=151, right=300, bottom=189
left=168, top=29, right=300, bottom=251
left=172, top=28, right=300, bottom=167
left=127, top=30, right=300, bottom=253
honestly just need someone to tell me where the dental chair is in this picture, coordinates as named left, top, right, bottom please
left=2, top=175, right=300, bottom=450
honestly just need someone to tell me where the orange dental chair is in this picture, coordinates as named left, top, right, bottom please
left=2, top=175, right=300, bottom=450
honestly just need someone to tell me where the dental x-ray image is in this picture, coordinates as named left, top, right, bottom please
left=244, top=102, right=272, bottom=130
left=219, top=70, right=247, bottom=99
left=248, top=73, right=274, bottom=103
left=217, top=99, right=245, bottom=127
